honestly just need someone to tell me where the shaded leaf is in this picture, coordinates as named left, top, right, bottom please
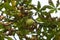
left=4, top=2, right=11, bottom=10
left=0, top=3, right=4, bottom=10
left=56, top=0, right=59, bottom=7
left=48, top=0, right=55, bottom=7
left=54, top=32, right=60, bottom=40
left=41, top=11, right=48, bottom=16
left=48, top=9, right=54, bottom=13
left=6, top=37, right=13, bottom=40
left=58, top=8, right=60, bottom=10
left=41, top=5, right=53, bottom=10
left=0, top=24, right=4, bottom=29
left=23, top=0, right=32, bottom=5
left=29, top=0, right=32, bottom=4
left=37, top=1, right=41, bottom=9
left=0, top=36, right=4, bottom=40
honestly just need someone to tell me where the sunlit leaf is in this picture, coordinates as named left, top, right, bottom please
left=36, top=17, right=43, bottom=22
left=11, top=0, right=16, bottom=7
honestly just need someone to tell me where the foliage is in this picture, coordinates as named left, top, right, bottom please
left=0, top=0, right=60, bottom=40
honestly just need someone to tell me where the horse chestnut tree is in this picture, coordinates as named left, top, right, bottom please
left=0, top=0, right=60, bottom=40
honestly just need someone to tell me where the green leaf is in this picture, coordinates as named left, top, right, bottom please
left=54, top=32, right=60, bottom=40
left=4, top=2, right=11, bottom=9
left=41, top=11, right=48, bottom=15
left=0, top=24, right=4, bottom=29
left=56, top=0, right=59, bottom=7
left=0, top=3, right=4, bottom=10
left=48, top=0, right=55, bottom=7
left=29, top=0, right=32, bottom=4
left=37, top=1, right=41, bottom=9
left=41, top=5, right=53, bottom=10
left=0, top=36, right=4, bottom=40
left=38, top=14, right=47, bottom=22
left=37, top=28, right=41, bottom=35
left=0, top=34, right=5, bottom=40
left=36, top=17, right=43, bottom=22
left=58, top=8, right=60, bottom=10
left=48, top=9, right=54, bottom=13
left=6, top=37, right=13, bottom=40
left=23, top=0, right=32, bottom=5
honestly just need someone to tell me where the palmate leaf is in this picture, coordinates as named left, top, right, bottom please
left=1, top=0, right=60, bottom=40
left=48, top=0, right=55, bottom=7
left=37, top=1, right=41, bottom=9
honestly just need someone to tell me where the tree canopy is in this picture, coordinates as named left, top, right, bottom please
left=0, top=0, right=60, bottom=40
